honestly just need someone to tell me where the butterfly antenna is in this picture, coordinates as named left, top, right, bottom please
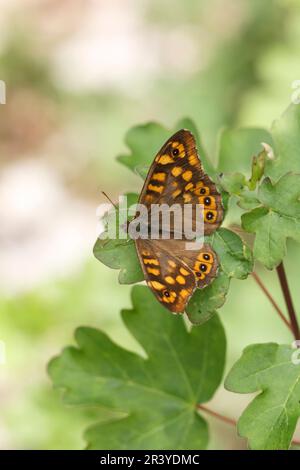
left=101, top=191, right=118, bottom=210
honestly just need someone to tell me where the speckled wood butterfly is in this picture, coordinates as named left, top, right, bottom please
left=133, top=129, right=224, bottom=314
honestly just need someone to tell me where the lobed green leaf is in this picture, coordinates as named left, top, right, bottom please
left=225, top=343, right=300, bottom=450
left=208, top=228, right=253, bottom=279
left=117, top=118, right=216, bottom=178
left=266, top=104, right=300, bottom=179
left=49, top=286, right=226, bottom=450
left=186, top=271, right=230, bottom=325
left=217, top=127, right=273, bottom=174
left=93, top=193, right=144, bottom=284
left=242, top=173, right=300, bottom=269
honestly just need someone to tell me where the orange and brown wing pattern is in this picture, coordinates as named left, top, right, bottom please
left=135, top=238, right=197, bottom=314
left=191, top=248, right=218, bottom=288
left=138, top=129, right=224, bottom=235
left=155, top=240, right=219, bottom=289
left=133, top=129, right=222, bottom=314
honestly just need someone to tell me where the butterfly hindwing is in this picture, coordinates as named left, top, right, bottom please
left=135, top=239, right=219, bottom=313
left=157, top=240, right=219, bottom=289
left=135, top=239, right=196, bottom=313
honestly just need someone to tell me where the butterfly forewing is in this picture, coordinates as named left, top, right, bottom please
left=138, top=129, right=223, bottom=235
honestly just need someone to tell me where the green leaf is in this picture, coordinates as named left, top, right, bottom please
left=242, top=173, right=300, bottom=269
left=186, top=229, right=252, bottom=324
left=117, top=118, right=216, bottom=178
left=218, top=167, right=263, bottom=209
left=186, top=271, right=230, bottom=325
left=225, top=343, right=300, bottom=450
left=219, top=172, right=248, bottom=196
left=237, top=193, right=261, bottom=211
left=117, top=122, right=170, bottom=176
left=209, top=228, right=253, bottom=279
left=217, top=127, right=273, bottom=174
left=93, top=193, right=144, bottom=284
left=217, top=130, right=271, bottom=213
left=93, top=237, right=143, bottom=285
left=49, top=286, right=226, bottom=450
left=175, top=117, right=216, bottom=177
left=266, top=104, right=300, bottom=180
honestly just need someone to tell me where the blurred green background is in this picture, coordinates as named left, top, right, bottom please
left=0, top=0, right=300, bottom=449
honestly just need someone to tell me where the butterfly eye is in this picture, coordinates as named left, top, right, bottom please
left=203, top=253, right=210, bottom=261
left=200, top=188, right=206, bottom=194
left=163, top=290, right=170, bottom=298
left=200, top=263, right=207, bottom=272
left=172, top=148, right=179, bottom=157
left=204, top=197, right=211, bottom=206
left=196, top=272, right=202, bottom=278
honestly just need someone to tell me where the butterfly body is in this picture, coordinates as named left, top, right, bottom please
left=132, top=129, right=224, bottom=314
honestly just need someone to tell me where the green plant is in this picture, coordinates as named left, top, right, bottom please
left=49, top=103, right=300, bottom=450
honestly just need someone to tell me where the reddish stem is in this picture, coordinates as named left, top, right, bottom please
left=251, top=271, right=292, bottom=332
left=197, top=404, right=300, bottom=447
left=197, top=404, right=236, bottom=426
left=276, top=262, right=300, bottom=340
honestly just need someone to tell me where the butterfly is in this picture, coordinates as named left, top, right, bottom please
left=132, top=129, right=224, bottom=314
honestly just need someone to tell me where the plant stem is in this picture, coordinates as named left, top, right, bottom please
left=197, top=404, right=300, bottom=446
left=276, top=262, right=300, bottom=340
left=197, top=404, right=236, bottom=426
left=251, top=271, right=292, bottom=332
